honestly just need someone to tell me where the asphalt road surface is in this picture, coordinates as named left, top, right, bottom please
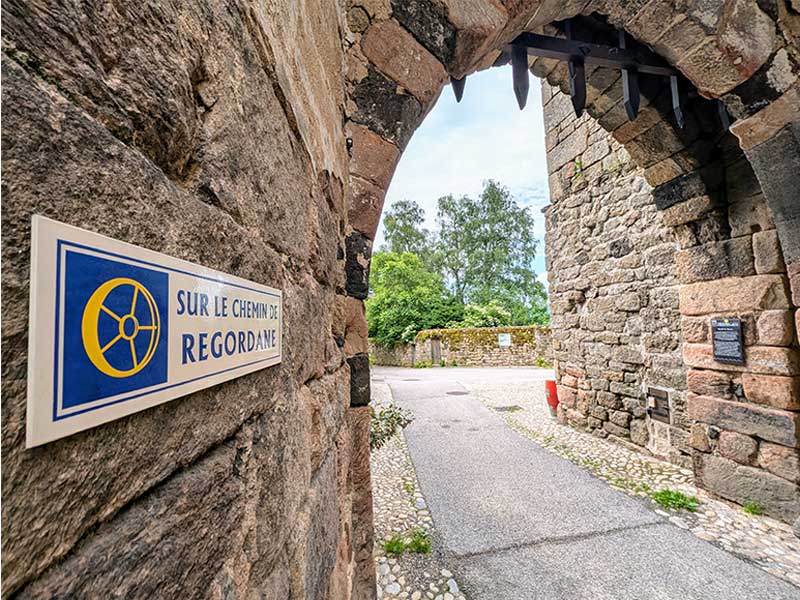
left=374, top=366, right=800, bottom=600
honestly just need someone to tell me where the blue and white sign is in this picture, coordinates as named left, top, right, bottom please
left=26, top=216, right=282, bottom=447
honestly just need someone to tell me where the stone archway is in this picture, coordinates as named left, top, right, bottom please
left=341, top=1, right=800, bottom=569
left=1, top=1, right=798, bottom=598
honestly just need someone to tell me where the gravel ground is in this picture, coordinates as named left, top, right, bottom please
left=466, top=379, right=800, bottom=587
left=371, top=380, right=468, bottom=600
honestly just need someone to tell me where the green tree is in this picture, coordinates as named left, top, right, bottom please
left=456, top=300, right=513, bottom=328
left=366, top=252, right=463, bottom=346
left=435, top=180, right=547, bottom=324
left=381, top=200, right=432, bottom=260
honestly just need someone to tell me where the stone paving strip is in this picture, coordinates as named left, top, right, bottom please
left=466, top=380, right=800, bottom=588
left=371, top=380, right=468, bottom=600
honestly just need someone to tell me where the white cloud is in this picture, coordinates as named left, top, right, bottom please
left=377, top=68, right=551, bottom=276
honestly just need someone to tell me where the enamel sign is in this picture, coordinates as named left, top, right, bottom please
left=26, top=216, right=282, bottom=447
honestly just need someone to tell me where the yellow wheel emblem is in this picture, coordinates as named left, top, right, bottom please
left=81, top=278, right=160, bottom=378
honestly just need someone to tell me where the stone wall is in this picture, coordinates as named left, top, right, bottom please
left=370, top=341, right=416, bottom=367
left=371, top=326, right=552, bottom=368
left=543, top=83, right=691, bottom=468
left=1, top=1, right=373, bottom=597
left=543, top=69, right=800, bottom=521
left=4, top=0, right=800, bottom=595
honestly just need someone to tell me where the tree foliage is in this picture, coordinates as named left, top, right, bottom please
left=366, top=252, right=463, bottom=347
left=369, top=181, right=549, bottom=345
left=456, top=300, right=513, bottom=328
left=380, top=200, right=432, bottom=260
left=435, top=180, right=547, bottom=325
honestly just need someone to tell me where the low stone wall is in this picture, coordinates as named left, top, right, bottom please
left=371, top=326, right=552, bottom=368
left=369, top=342, right=416, bottom=367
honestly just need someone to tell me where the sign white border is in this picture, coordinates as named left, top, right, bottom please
left=26, top=216, right=283, bottom=447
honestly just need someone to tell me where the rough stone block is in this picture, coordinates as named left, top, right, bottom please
left=345, top=232, right=371, bottom=299
left=691, top=423, right=712, bottom=452
left=348, top=123, right=399, bottom=190
left=603, top=421, right=629, bottom=438
left=661, top=195, right=717, bottom=227
left=360, top=20, right=446, bottom=105
left=547, top=125, right=588, bottom=174
left=615, top=292, right=641, bottom=312
left=348, top=175, right=386, bottom=240
left=652, top=170, right=706, bottom=210
left=351, top=64, right=421, bottom=148
left=674, top=237, right=755, bottom=284
left=558, top=385, right=578, bottom=409
left=343, top=297, right=369, bottom=357
left=756, top=310, right=794, bottom=346
left=681, top=317, right=708, bottom=343
left=389, top=0, right=456, bottom=67
left=742, top=374, right=800, bottom=410
left=630, top=419, right=648, bottom=446
left=687, top=369, right=732, bottom=399
left=718, top=431, right=758, bottom=465
left=597, top=391, right=622, bottom=410
left=679, top=275, right=791, bottom=315
left=728, top=195, right=775, bottom=238
left=347, top=354, right=371, bottom=407
left=687, top=393, right=800, bottom=447
left=682, top=343, right=799, bottom=376
left=731, top=86, right=800, bottom=150
left=566, top=408, right=588, bottom=428
left=694, top=453, right=800, bottom=522
left=609, top=410, right=631, bottom=428
left=758, top=442, right=800, bottom=484
left=753, top=229, right=786, bottom=274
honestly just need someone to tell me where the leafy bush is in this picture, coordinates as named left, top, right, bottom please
left=453, top=300, right=513, bottom=328
left=370, top=404, right=413, bottom=450
left=366, top=252, right=463, bottom=347
left=650, top=489, right=699, bottom=512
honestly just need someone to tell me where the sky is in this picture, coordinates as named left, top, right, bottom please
left=375, top=67, right=551, bottom=283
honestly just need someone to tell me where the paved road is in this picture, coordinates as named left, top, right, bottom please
left=375, top=366, right=800, bottom=600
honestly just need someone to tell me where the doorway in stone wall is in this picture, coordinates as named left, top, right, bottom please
left=350, top=6, right=800, bottom=599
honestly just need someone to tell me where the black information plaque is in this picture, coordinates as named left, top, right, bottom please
left=711, top=317, right=744, bottom=364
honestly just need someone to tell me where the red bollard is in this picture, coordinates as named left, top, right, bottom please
left=545, top=380, right=559, bottom=417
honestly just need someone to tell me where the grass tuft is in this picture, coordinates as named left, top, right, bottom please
left=406, top=528, right=431, bottom=554
left=380, top=528, right=431, bottom=556
left=650, top=488, right=699, bottom=512
left=743, top=501, right=764, bottom=516
left=381, top=534, right=406, bottom=557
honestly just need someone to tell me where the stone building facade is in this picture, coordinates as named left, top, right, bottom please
left=543, top=84, right=692, bottom=467
left=3, top=1, right=800, bottom=598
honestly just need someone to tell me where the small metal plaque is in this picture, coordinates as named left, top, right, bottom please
left=711, top=317, right=744, bottom=365
left=646, top=387, right=670, bottom=424
left=498, top=333, right=512, bottom=347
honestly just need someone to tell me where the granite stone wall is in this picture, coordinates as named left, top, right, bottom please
left=370, top=326, right=552, bottom=368
left=3, top=0, right=800, bottom=596
left=1, top=1, right=373, bottom=597
left=542, top=84, right=691, bottom=468
left=543, top=74, right=800, bottom=521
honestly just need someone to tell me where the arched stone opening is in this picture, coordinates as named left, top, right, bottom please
left=342, top=1, right=799, bottom=540
left=0, top=1, right=797, bottom=598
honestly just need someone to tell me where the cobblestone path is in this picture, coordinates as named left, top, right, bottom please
left=371, top=380, right=468, bottom=600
